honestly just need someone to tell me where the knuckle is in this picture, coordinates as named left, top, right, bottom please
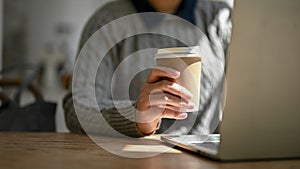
left=161, top=80, right=170, bottom=89
left=163, top=95, right=169, bottom=102
left=140, top=85, right=147, bottom=94
left=150, top=68, right=158, bottom=75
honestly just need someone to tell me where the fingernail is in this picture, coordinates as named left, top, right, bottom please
left=171, top=83, right=193, bottom=100
left=180, top=102, right=193, bottom=109
left=177, top=113, right=188, bottom=119
left=179, top=85, right=193, bottom=99
left=187, top=102, right=196, bottom=109
left=170, top=70, right=180, bottom=78
left=184, top=89, right=193, bottom=100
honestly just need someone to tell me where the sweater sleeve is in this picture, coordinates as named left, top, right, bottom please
left=63, top=92, right=144, bottom=137
left=63, top=1, right=144, bottom=137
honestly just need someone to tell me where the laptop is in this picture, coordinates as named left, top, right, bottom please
left=162, top=0, right=300, bottom=161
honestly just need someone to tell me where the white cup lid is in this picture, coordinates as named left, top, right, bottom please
left=155, top=46, right=201, bottom=59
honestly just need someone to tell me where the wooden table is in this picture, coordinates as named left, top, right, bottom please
left=0, top=133, right=299, bottom=169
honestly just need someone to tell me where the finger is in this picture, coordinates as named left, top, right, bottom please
left=149, top=92, right=194, bottom=110
left=149, top=80, right=193, bottom=101
left=136, top=106, right=187, bottom=123
left=161, top=109, right=188, bottom=120
left=147, top=67, right=180, bottom=83
left=160, top=104, right=194, bottom=113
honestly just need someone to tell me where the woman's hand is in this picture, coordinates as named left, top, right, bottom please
left=136, top=67, right=195, bottom=135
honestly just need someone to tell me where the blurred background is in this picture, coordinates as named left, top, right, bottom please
left=0, top=0, right=112, bottom=132
left=0, top=0, right=233, bottom=133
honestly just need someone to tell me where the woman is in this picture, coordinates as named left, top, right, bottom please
left=63, top=0, right=232, bottom=137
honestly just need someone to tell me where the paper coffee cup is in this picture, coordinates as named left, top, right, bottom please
left=154, top=47, right=202, bottom=112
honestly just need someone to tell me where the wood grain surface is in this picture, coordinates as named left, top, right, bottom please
left=0, top=133, right=299, bottom=169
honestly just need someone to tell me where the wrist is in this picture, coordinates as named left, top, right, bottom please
left=136, top=119, right=161, bottom=136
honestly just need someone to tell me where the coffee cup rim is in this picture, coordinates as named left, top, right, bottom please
left=154, top=46, right=201, bottom=60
